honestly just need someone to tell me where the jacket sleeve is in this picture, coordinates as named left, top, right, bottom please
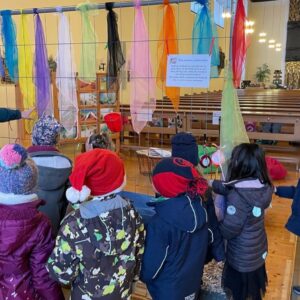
left=0, top=108, right=21, bottom=122
left=205, top=196, right=225, bottom=262
left=275, top=186, right=296, bottom=199
left=140, top=218, right=170, bottom=283
left=219, top=193, right=248, bottom=240
left=133, top=216, right=146, bottom=279
left=30, top=221, right=65, bottom=300
left=212, top=180, right=229, bottom=196
left=47, top=220, right=80, bottom=285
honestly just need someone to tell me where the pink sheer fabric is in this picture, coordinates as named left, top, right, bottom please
left=129, top=0, right=156, bottom=134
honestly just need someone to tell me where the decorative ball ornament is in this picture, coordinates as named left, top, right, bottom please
left=199, top=154, right=212, bottom=168
left=211, top=149, right=224, bottom=167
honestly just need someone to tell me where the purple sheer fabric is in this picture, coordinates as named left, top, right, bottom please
left=34, top=12, right=51, bottom=117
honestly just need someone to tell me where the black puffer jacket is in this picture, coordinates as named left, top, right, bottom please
left=212, top=178, right=273, bottom=272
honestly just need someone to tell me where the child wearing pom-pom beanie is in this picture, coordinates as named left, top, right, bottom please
left=0, top=144, right=64, bottom=300
left=47, top=149, right=145, bottom=300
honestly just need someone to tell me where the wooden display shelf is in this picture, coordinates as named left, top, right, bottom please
left=78, top=105, right=98, bottom=109
left=52, top=72, right=121, bottom=153
left=79, top=120, right=98, bottom=125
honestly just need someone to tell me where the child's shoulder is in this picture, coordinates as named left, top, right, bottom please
left=59, top=209, right=82, bottom=233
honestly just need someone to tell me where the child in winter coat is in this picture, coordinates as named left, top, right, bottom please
left=28, top=115, right=72, bottom=236
left=211, top=143, right=273, bottom=300
left=171, top=132, right=225, bottom=263
left=0, top=144, right=64, bottom=300
left=47, top=149, right=145, bottom=299
left=141, top=157, right=209, bottom=300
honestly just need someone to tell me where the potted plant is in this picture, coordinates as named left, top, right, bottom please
left=255, top=63, right=271, bottom=87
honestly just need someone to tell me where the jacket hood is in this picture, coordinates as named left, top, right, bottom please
left=37, top=165, right=71, bottom=190
left=29, top=151, right=72, bottom=191
left=76, top=196, right=138, bottom=256
left=228, top=179, right=273, bottom=209
left=79, top=194, right=128, bottom=219
left=0, top=199, right=44, bottom=255
left=149, top=195, right=207, bottom=232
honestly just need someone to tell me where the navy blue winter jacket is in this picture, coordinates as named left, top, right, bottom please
left=204, top=189, right=225, bottom=263
left=276, top=179, right=300, bottom=236
left=141, top=195, right=208, bottom=300
left=0, top=108, right=21, bottom=122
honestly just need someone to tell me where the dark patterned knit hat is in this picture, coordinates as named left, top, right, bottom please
left=0, top=144, right=38, bottom=195
left=171, top=132, right=199, bottom=166
left=152, top=157, right=208, bottom=198
left=32, top=115, right=62, bottom=146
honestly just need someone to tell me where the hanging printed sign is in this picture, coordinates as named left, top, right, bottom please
left=166, top=54, right=211, bottom=88
left=212, top=111, right=221, bottom=125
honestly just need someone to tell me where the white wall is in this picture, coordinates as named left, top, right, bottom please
left=245, top=0, right=289, bottom=83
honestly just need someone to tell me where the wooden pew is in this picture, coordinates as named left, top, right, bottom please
left=120, top=90, right=300, bottom=148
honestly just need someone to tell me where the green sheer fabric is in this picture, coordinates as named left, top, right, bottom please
left=220, top=67, right=249, bottom=175
left=77, top=2, right=98, bottom=81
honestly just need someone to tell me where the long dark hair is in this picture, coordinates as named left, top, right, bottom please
left=227, top=143, right=272, bottom=185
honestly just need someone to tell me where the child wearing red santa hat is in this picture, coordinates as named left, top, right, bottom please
left=47, top=149, right=145, bottom=300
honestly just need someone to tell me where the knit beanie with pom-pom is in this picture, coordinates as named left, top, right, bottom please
left=0, top=144, right=38, bottom=195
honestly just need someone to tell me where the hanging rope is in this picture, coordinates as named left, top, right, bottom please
left=56, top=10, right=78, bottom=137
left=157, top=0, right=180, bottom=111
left=18, top=12, right=37, bottom=133
left=106, top=2, right=125, bottom=88
left=1, top=10, right=19, bottom=82
left=129, top=0, right=156, bottom=134
left=34, top=10, right=51, bottom=117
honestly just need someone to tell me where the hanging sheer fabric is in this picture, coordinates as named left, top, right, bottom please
left=18, top=12, right=37, bottom=133
left=1, top=10, right=18, bottom=82
left=34, top=11, right=52, bottom=117
left=220, top=67, right=249, bottom=176
left=192, top=0, right=220, bottom=78
left=129, top=0, right=156, bottom=134
left=77, top=2, right=97, bottom=82
left=56, top=10, right=78, bottom=137
left=157, top=0, right=180, bottom=111
left=106, top=2, right=125, bottom=88
left=232, top=0, right=248, bottom=88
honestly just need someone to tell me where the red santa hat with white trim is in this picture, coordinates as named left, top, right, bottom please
left=66, top=149, right=126, bottom=203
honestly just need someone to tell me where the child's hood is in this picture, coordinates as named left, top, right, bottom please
left=29, top=150, right=72, bottom=191
left=75, top=195, right=140, bottom=256
left=230, top=179, right=273, bottom=209
left=149, top=195, right=207, bottom=232
left=37, top=164, right=71, bottom=191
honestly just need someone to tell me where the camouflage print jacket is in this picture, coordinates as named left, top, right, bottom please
left=47, top=195, right=145, bottom=300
